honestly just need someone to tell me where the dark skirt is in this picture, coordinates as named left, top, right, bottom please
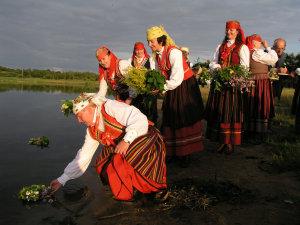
left=162, top=76, right=204, bottom=128
left=244, top=77, right=275, bottom=134
left=161, top=76, right=204, bottom=156
left=204, top=82, right=243, bottom=145
left=132, top=94, right=158, bottom=124
left=292, top=79, right=300, bottom=134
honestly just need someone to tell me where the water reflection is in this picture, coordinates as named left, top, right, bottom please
left=0, top=89, right=88, bottom=224
left=0, top=83, right=98, bottom=93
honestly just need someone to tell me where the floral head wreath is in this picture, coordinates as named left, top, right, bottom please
left=72, top=93, right=95, bottom=114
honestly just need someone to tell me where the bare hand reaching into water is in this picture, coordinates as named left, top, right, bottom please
left=50, top=179, right=62, bottom=193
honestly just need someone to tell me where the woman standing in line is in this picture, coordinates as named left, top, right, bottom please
left=205, top=20, right=250, bottom=154
left=146, top=25, right=204, bottom=167
left=244, top=34, right=278, bottom=143
left=129, top=42, right=158, bottom=123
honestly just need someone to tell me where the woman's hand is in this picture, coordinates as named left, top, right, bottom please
left=262, top=40, right=269, bottom=49
left=278, top=67, right=288, bottom=74
left=115, top=140, right=130, bottom=156
left=50, top=179, right=62, bottom=193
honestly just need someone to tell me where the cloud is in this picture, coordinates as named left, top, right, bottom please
left=0, top=0, right=299, bottom=71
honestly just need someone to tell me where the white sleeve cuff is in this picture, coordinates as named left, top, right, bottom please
left=57, top=174, right=70, bottom=186
left=123, top=130, right=138, bottom=144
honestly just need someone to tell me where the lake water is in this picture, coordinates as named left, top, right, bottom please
left=0, top=88, right=105, bottom=224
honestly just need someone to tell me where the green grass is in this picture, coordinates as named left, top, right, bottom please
left=0, top=76, right=99, bottom=93
left=268, top=88, right=300, bottom=172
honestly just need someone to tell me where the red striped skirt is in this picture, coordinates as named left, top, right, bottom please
left=94, top=127, right=167, bottom=201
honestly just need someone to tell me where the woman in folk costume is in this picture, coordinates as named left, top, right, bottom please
left=291, top=68, right=300, bottom=134
left=128, top=42, right=155, bottom=70
left=94, top=46, right=131, bottom=100
left=244, top=34, right=278, bottom=143
left=205, top=20, right=250, bottom=154
left=146, top=25, right=204, bottom=167
left=129, top=42, right=158, bottom=123
left=50, top=84, right=167, bottom=201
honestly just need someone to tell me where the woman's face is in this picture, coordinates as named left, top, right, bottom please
left=226, top=29, right=239, bottom=40
left=135, top=49, right=145, bottom=58
left=253, top=40, right=262, bottom=49
left=76, top=105, right=96, bottom=126
left=99, top=54, right=111, bottom=69
left=148, top=38, right=162, bottom=52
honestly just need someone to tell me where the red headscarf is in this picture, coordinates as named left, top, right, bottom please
left=96, top=46, right=119, bottom=88
left=246, top=34, right=262, bottom=50
left=226, top=20, right=246, bottom=44
left=131, top=42, right=149, bottom=60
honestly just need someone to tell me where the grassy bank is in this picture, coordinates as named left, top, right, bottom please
left=0, top=76, right=99, bottom=93
left=267, top=88, right=300, bottom=172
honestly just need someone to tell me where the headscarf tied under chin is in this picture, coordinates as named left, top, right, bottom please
left=96, top=46, right=119, bottom=86
left=146, top=25, right=177, bottom=48
left=246, top=34, right=262, bottom=51
left=225, top=20, right=246, bottom=44
left=132, top=42, right=150, bottom=59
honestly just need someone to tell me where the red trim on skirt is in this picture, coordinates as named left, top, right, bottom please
left=220, top=122, right=242, bottom=145
left=162, top=120, right=204, bottom=156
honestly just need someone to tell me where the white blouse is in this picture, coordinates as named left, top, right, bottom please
left=209, top=40, right=250, bottom=70
left=156, top=47, right=184, bottom=91
left=94, top=59, right=131, bottom=100
left=252, top=47, right=278, bottom=66
left=57, top=99, right=148, bottom=186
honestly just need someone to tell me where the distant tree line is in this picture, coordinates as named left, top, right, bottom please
left=285, top=53, right=300, bottom=72
left=0, top=66, right=98, bottom=81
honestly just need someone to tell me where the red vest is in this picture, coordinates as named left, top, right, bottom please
left=156, top=46, right=193, bottom=80
left=218, top=42, right=242, bottom=67
left=88, top=104, right=125, bottom=146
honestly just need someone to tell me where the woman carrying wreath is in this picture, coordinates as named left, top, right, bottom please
left=205, top=20, right=250, bottom=154
left=50, top=84, right=167, bottom=201
left=146, top=25, right=204, bottom=167
left=94, top=46, right=131, bottom=101
left=128, top=42, right=158, bottom=123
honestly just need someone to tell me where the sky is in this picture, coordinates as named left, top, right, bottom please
left=0, top=0, right=299, bottom=72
